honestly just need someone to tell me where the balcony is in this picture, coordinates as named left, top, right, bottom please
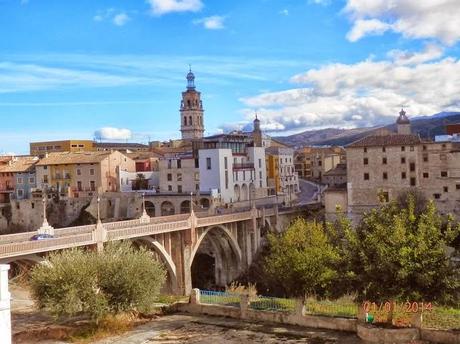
left=233, top=163, right=254, bottom=170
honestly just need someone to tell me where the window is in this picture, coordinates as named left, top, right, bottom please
left=90, top=168, right=95, bottom=176
left=17, top=177, right=23, bottom=184
left=442, top=143, right=446, bottom=149
left=423, top=154, right=428, bottom=162
left=224, top=157, right=228, bottom=169
left=409, top=162, right=415, bottom=172
left=456, top=184, right=460, bottom=190
left=196, top=184, right=199, bottom=191
left=364, top=147, right=367, bottom=153
left=410, top=177, right=416, bottom=186
left=225, top=171, right=229, bottom=189
left=168, top=160, right=172, bottom=169
left=90, top=181, right=96, bottom=191
left=259, top=171, right=262, bottom=179
left=401, top=157, right=406, bottom=164
left=29, top=177, right=34, bottom=184
left=318, top=160, right=322, bottom=166
left=258, top=158, right=262, bottom=168
left=260, top=180, right=263, bottom=187
left=383, top=172, right=388, bottom=180
left=382, top=147, right=386, bottom=152
left=364, top=173, right=369, bottom=180
left=77, top=181, right=82, bottom=191
left=194, top=158, right=199, bottom=168
left=401, top=146, right=405, bottom=152
left=443, top=186, right=448, bottom=193
left=17, top=189, right=23, bottom=197
left=206, top=157, right=212, bottom=170
left=177, top=159, right=181, bottom=168
left=43, top=166, right=48, bottom=170
left=382, top=157, right=387, bottom=164
left=441, top=171, right=448, bottom=177
left=177, top=173, right=182, bottom=182
left=43, top=175, right=48, bottom=183
left=423, top=172, right=429, bottom=178
left=168, top=185, right=172, bottom=191
left=178, top=185, right=182, bottom=193
left=401, top=172, right=406, bottom=179
left=363, top=158, right=369, bottom=165
left=433, top=193, right=441, bottom=199
left=194, top=172, right=199, bottom=181
left=167, top=173, right=172, bottom=181
left=423, top=145, right=427, bottom=151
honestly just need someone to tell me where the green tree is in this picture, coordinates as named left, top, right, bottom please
left=264, top=218, right=341, bottom=298
left=345, top=196, right=460, bottom=305
left=30, top=241, right=166, bottom=320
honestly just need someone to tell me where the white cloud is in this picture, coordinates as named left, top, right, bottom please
left=113, top=13, right=130, bottom=26
left=280, top=9, right=289, bottom=16
left=240, top=54, right=460, bottom=133
left=0, top=61, right=146, bottom=93
left=193, top=15, right=225, bottom=30
left=346, top=19, right=391, bottom=42
left=344, top=0, right=460, bottom=45
left=94, top=127, right=132, bottom=140
left=387, top=44, right=444, bottom=66
left=146, top=0, right=203, bottom=15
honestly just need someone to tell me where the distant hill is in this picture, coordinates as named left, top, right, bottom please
left=275, top=112, right=460, bottom=147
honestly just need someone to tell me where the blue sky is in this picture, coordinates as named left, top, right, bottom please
left=1, top=0, right=460, bottom=154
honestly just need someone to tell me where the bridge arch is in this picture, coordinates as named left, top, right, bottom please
left=199, top=198, right=210, bottom=209
left=161, top=201, right=175, bottom=216
left=180, top=200, right=191, bottom=214
left=190, top=225, right=242, bottom=289
left=144, top=201, right=156, bottom=217
left=135, top=237, right=178, bottom=294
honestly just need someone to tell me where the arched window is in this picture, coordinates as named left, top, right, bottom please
left=187, top=100, right=191, bottom=107
left=189, top=116, right=193, bottom=125
left=184, top=116, right=187, bottom=126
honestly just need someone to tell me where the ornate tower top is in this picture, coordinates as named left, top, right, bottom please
left=186, top=65, right=195, bottom=90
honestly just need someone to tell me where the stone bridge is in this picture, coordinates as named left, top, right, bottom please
left=0, top=204, right=314, bottom=295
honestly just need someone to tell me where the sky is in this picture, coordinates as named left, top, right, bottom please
left=1, top=0, right=460, bottom=154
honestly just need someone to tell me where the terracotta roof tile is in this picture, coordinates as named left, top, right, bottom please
left=36, top=151, right=113, bottom=166
left=346, top=134, right=421, bottom=148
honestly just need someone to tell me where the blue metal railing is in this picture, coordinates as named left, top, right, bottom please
left=249, top=295, right=295, bottom=313
left=199, top=290, right=240, bottom=308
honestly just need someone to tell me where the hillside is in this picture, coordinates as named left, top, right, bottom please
left=275, top=112, right=460, bottom=147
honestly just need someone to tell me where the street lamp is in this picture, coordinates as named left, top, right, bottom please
left=97, top=196, right=101, bottom=224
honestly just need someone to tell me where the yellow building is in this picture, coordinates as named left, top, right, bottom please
left=265, top=147, right=299, bottom=204
left=30, top=140, right=96, bottom=157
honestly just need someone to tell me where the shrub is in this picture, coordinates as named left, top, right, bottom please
left=30, top=241, right=166, bottom=320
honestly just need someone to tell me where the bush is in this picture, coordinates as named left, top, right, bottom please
left=30, top=241, right=166, bottom=320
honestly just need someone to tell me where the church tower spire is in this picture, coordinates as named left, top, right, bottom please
left=180, top=68, right=204, bottom=140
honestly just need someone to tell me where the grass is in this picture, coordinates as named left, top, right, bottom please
left=304, top=295, right=358, bottom=319
left=422, top=306, right=460, bottom=330
left=249, top=297, right=295, bottom=312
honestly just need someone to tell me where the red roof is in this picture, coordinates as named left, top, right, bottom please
left=347, top=134, right=421, bottom=148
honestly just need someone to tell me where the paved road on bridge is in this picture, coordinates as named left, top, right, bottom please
left=298, top=179, right=322, bottom=205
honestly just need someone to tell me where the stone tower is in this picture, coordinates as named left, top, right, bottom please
left=180, top=68, right=204, bottom=140
left=396, top=109, right=411, bottom=135
left=252, top=115, right=262, bottom=147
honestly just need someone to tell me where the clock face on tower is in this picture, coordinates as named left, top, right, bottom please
left=180, top=69, right=205, bottom=140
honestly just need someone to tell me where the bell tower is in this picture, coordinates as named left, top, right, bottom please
left=180, top=68, right=205, bottom=140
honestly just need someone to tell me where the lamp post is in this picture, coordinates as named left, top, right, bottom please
left=190, top=192, right=194, bottom=214
left=96, top=196, right=101, bottom=224
left=139, top=192, right=150, bottom=223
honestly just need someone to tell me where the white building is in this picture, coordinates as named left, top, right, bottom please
left=199, top=146, right=267, bottom=204
left=119, top=171, right=159, bottom=192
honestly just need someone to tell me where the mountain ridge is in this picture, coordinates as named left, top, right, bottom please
left=274, top=112, right=460, bottom=147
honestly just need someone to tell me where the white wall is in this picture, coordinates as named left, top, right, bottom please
left=199, top=149, right=234, bottom=203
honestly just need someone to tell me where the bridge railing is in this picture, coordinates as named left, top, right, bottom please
left=196, top=211, right=252, bottom=227
left=0, top=233, right=94, bottom=258
left=54, top=224, right=97, bottom=237
left=0, top=231, right=37, bottom=245
left=107, top=219, right=191, bottom=241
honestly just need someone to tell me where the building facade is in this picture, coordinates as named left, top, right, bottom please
left=0, top=157, right=38, bottom=203
left=294, top=146, right=345, bottom=181
left=30, top=140, right=95, bottom=157
left=159, top=153, right=200, bottom=194
left=266, top=147, right=299, bottom=204
left=35, top=151, right=135, bottom=198
left=344, top=110, right=460, bottom=219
